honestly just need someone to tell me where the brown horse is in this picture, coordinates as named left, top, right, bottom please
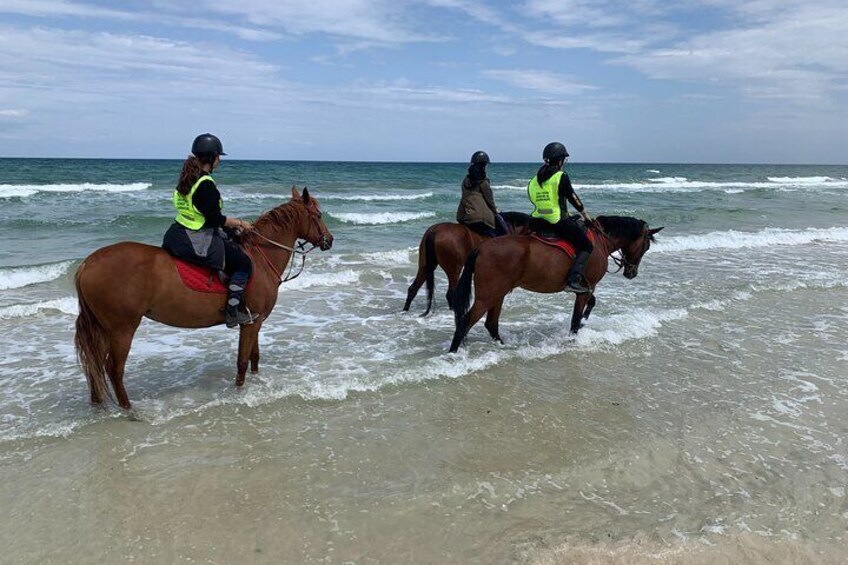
left=403, top=211, right=531, bottom=315
left=74, top=186, right=333, bottom=409
left=448, top=216, right=663, bottom=352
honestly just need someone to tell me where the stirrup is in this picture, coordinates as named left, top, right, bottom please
left=565, top=279, right=590, bottom=294
left=225, top=306, right=260, bottom=328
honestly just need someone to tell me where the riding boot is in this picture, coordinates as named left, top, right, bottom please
left=225, top=271, right=259, bottom=328
left=565, top=251, right=591, bottom=294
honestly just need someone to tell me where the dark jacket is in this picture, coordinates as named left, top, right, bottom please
left=456, top=176, right=498, bottom=229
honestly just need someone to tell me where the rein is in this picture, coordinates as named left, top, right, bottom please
left=589, top=221, right=626, bottom=274
left=249, top=231, right=318, bottom=285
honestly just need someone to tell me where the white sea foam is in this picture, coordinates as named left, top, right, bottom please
left=491, top=184, right=527, bottom=191
left=324, top=192, right=433, bottom=201
left=574, top=176, right=848, bottom=194
left=0, top=182, right=151, bottom=199
left=0, top=297, right=78, bottom=319
left=0, top=260, right=75, bottom=290
left=279, top=269, right=360, bottom=291
left=360, top=249, right=415, bottom=265
left=767, top=176, right=836, bottom=184
left=654, top=226, right=848, bottom=253
left=330, top=212, right=436, bottom=225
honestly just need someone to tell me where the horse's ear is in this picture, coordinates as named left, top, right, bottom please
left=291, top=185, right=301, bottom=200
left=649, top=227, right=664, bottom=235
left=302, top=187, right=311, bottom=205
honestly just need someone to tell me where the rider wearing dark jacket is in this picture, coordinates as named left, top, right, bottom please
left=528, top=142, right=594, bottom=294
left=456, top=151, right=508, bottom=237
left=162, top=133, right=258, bottom=328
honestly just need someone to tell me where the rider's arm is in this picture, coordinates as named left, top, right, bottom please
left=193, top=179, right=226, bottom=228
left=194, top=181, right=251, bottom=230
left=560, top=172, right=592, bottom=220
left=480, top=179, right=498, bottom=213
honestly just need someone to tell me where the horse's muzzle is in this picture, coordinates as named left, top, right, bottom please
left=319, top=234, right=333, bottom=250
left=623, top=265, right=638, bottom=279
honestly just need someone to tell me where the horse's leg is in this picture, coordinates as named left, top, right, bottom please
left=583, top=294, right=597, bottom=320
left=484, top=299, right=505, bottom=343
left=569, top=294, right=591, bottom=334
left=250, top=334, right=260, bottom=374
left=449, top=300, right=489, bottom=353
left=236, top=322, right=262, bottom=387
left=445, top=267, right=459, bottom=310
left=403, top=271, right=426, bottom=312
left=107, top=323, right=140, bottom=409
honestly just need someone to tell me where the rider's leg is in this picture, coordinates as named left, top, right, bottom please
left=224, top=241, right=258, bottom=328
left=558, top=219, right=594, bottom=294
left=464, top=221, right=497, bottom=238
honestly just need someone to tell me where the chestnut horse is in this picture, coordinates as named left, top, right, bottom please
left=402, top=211, right=531, bottom=315
left=74, top=187, right=333, bottom=409
left=448, top=216, right=663, bottom=352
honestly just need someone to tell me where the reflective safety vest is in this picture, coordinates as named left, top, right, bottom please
left=173, top=175, right=221, bottom=230
left=528, top=170, right=564, bottom=223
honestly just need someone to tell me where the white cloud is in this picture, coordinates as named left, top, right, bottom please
left=0, top=0, right=283, bottom=42
left=482, top=69, right=598, bottom=96
left=618, top=4, right=848, bottom=103
left=201, top=0, right=441, bottom=45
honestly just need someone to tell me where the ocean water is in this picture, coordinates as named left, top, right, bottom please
left=1, top=158, right=847, bottom=563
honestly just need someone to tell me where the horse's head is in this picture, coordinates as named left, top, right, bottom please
left=620, top=224, right=663, bottom=279
left=596, top=216, right=663, bottom=279
left=291, top=186, right=333, bottom=250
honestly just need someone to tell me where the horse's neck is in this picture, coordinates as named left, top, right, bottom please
left=591, top=225, right=622, bottom=257
left=255, top=211, right=302, bottom=267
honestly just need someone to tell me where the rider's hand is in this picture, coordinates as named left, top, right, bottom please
left=238, top=219, right=252, bottom=231
left=581, top=210, right=593, bottom=223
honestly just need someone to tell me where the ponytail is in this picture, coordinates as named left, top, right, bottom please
left=535, top=163, right=560, bottom=185
left=176, top=155, right=206, bottom=195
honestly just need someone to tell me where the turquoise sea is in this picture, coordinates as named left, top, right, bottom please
left=1, top=158, right=847, bottom=563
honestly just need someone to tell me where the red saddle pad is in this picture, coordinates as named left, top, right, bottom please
left=531, top=230, right=597, bottom=259
left=173, top=259, right=227, bottom=294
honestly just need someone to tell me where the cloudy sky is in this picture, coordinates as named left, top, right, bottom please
left=0, top=0, right=846, bottom=163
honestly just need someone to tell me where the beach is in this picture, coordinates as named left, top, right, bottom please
left=1, top=159, right=847, bottom=563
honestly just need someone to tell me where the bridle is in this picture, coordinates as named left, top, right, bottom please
left=247, top=204, right=330, bottom=285
left=589, top=220, right=649, bottom=274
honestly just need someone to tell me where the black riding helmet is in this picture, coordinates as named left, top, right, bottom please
left=191, top=133, right=226, bottom=162
left=542, top=141, right=568, bottom=163
left=470, top=150, right=490, bottom=165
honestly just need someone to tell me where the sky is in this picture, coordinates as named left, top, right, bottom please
left=0, top=0, right=846, bottom=163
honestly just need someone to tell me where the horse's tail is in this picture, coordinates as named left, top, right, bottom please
left=451, top=248, right=479, bottom=330
left=74, top=264, right=112, bottom=404
left=421, top=228, right=438, bottom=316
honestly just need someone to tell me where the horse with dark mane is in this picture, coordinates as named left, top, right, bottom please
left=74, top=187, right=333, bottom=409
left=403, top=211, right=531, bottom=315
left=448, top=216, right=662, bottom=352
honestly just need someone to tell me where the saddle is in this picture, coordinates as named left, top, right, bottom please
left=530, top=217, right=596, bottom=259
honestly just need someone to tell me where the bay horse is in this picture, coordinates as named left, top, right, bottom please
left=74, top=186, right=333, bottom=409
left=403, top=211, right=531, bottom=315
left=448, top=216, right=663, bottom=352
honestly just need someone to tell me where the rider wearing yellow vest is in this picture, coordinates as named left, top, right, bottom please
left=527, top=142, right=594, bottom=294
left=162, top=133, right=259, bottom=327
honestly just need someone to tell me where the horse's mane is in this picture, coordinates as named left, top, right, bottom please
left=596, top=215, right=648, bottom=240
left=242, top=198, right=305, bottom=245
